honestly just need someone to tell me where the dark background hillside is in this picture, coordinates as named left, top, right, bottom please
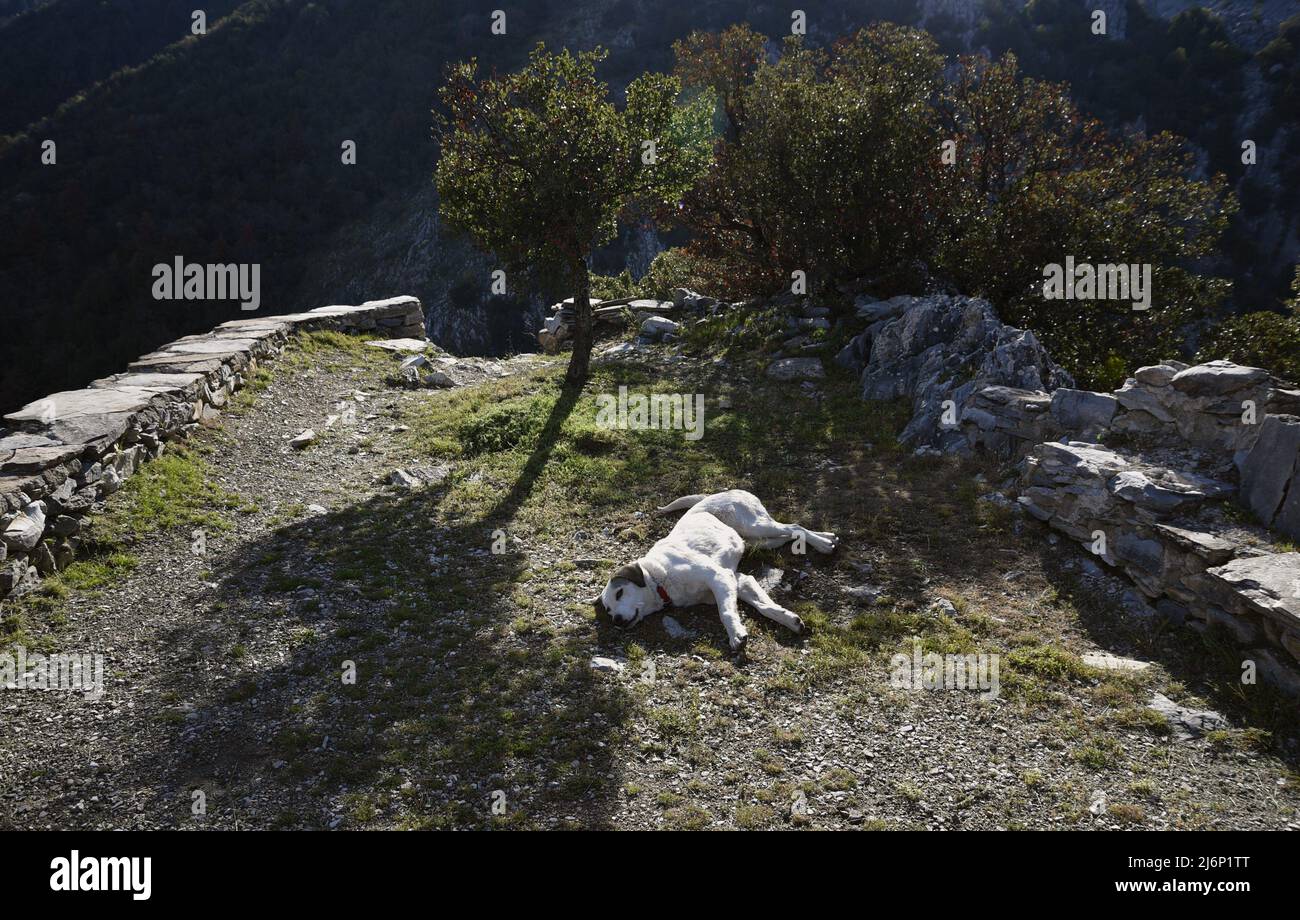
left=2, top=0, right=1297, bottom=413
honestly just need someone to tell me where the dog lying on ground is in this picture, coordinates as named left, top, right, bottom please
left=592, top=490, right=838, bottom=652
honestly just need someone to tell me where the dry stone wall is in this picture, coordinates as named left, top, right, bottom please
left=840, top=292, right=1300, bottom=694
left=0, top=296, right=425, bottom=600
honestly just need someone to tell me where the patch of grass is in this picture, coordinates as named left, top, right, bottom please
left=821, top=767, right=857, bottom=791
left=93, top=446, right=244, bottom=545
left=0, top=553, right=139, bottom=652
left=895, top=781, right=923, bottom=803
left=284, top=329, right=391, bottom=373
left=734, top=803, right=772, bottom=829
left=772, top=725, right=804, bottom=747
left=1002, top=643, right=1095, bottom=701
left=1128, top=778, right=1158, bottom=798
left=663, top=803, right=711, bottom=830
left=795, top=605, right=986, bottom=688
left=1107, top=802, right=1146, bottom=824
left=58, top=553, right=138, bottom=591
left=755, top=749, right=786, bottom=776
left=648, top=703, right=699, bottom=741
left=1072, top=736, right=1125, bottom=771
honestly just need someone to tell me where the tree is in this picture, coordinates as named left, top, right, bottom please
left=671, top=25, right=1234, bottom=386
left=435, top=44, right=712, bottom=387
left=1198, top=266, right=1300, bottom=384
left=674, top=25, right=947, bottom=295
left=933, top=53, right=1233, bottom=381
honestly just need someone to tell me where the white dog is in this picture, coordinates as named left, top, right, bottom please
left=592, top=490, right=838, bottom=652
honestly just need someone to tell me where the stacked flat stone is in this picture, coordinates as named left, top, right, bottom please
left=837, top=291, right=1300, bottom=694
left=0, top=296, right=424, bottom=598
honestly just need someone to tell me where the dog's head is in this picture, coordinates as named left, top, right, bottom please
left=592, top=561, right=660, bottom=628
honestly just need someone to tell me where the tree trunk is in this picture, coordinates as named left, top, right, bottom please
left=563, top=257, right=594, bottom=389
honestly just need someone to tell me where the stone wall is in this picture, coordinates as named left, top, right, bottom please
left=0, top=296, right=425, bottom=600
left=840, top=293, right=1300, bottom=694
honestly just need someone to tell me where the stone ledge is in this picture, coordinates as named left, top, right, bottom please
left=846, top=292, right=1300, bottom=694
left=0, top=296, right=424, bottom=598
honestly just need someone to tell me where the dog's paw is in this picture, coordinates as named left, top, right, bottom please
left=730, top=632, right=749, bottom=655
left=790, top=614, right=808, bottom=634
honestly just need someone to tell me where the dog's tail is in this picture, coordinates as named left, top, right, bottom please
left=657, top=494, right=707, bottom=515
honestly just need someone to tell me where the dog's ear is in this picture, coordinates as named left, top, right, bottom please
left=610, top=561, right=646, bottom=587
left=591, top=592, right=609, bottom=618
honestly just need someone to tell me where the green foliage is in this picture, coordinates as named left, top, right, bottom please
left=639, top=247, right=728, bottom=299
left=672, top=24, right=1234, bottom=384
left=435, top=42, right=712, bottom=382
left=457, top=399, right=552, bottom=457
left=91, top=447, right=244, bottom=546
left=437, top=45, right=705, bottom=283
left=588, top=270, right=639, bottom=301
left=1198, top=268, right=1300, bottom=383
left=675, top=24, right=946, bottom=296
left=932, top=53, right=1233, bottom=383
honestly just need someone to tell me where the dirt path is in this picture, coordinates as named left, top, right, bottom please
left=1, top=335, right=1298, bottom=830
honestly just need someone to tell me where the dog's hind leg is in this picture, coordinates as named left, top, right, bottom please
left=736, top=520, right=838, bottom=554
left=738, top=574, right=805, bottom=634
left=797, top=528, right=839, bottom=554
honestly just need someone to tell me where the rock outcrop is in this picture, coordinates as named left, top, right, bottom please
left=536, top=289, right=726, bottom=354
left=836, top=294, right=1073, bottom=452
left=0, top=296, right=426, bottom=600
left=843, top=290, right=1300, bottom=693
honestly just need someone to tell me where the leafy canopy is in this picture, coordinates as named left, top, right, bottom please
left=671, top=24, right=1235, bottom=387
left=435, top=43, right=712, bottom=282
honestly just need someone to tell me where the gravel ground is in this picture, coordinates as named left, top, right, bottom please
left=1, top=336, right=1297, bottom=830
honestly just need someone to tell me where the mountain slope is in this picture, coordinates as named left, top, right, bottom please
left=3, top=0, right=1298, bottom=416
left=0, top=0, right=245, bottom=136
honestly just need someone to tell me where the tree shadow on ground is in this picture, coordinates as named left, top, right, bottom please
left=107, top=360, right=1300, bottom=826
left=118, top=385, right=645, bottom=829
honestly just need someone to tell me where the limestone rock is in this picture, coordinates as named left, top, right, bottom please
left=854, top=295, right=1071, bottom=452
left=1239, top=414, right=1300, bottom=538
left=845, top=584, right=883, bottom=604
left=1, top=500, right=45, bottom=552
left=1170, top=360, right=1269, bottom=397
left=1148, top=693, right=1227, bottom=740
left=1205, top=553, right=1300, bottom=633
left=639, top=316, right=680, bottom=343
left=1082, top=652, right=1151, bottom=672
left=662, top=616, right=691, bottom=640
left=1133, top=364, right=1179, bottom=387
left=50, top=515, right=80, bottom=538
left=1050, top=388, right=1118, bottom=431
left=387, top=469, right=422, bottom=490
left=366, top=338, right=430, bottom=354
left=31, top=542, right=57, bottom=575
left=0, top=558, right=39, bottom=598
left=4, top=388, right=155, bottom=448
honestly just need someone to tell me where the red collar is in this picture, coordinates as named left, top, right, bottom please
left=656, top=585, right=673, bottom=606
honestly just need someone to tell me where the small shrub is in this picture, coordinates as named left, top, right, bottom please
left=1197, top=305, right=1300, bottom=384
left=458, top=400, right=550, bottom=456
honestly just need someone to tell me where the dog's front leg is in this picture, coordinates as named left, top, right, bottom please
left=706, top=570, right=748, bottom=653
